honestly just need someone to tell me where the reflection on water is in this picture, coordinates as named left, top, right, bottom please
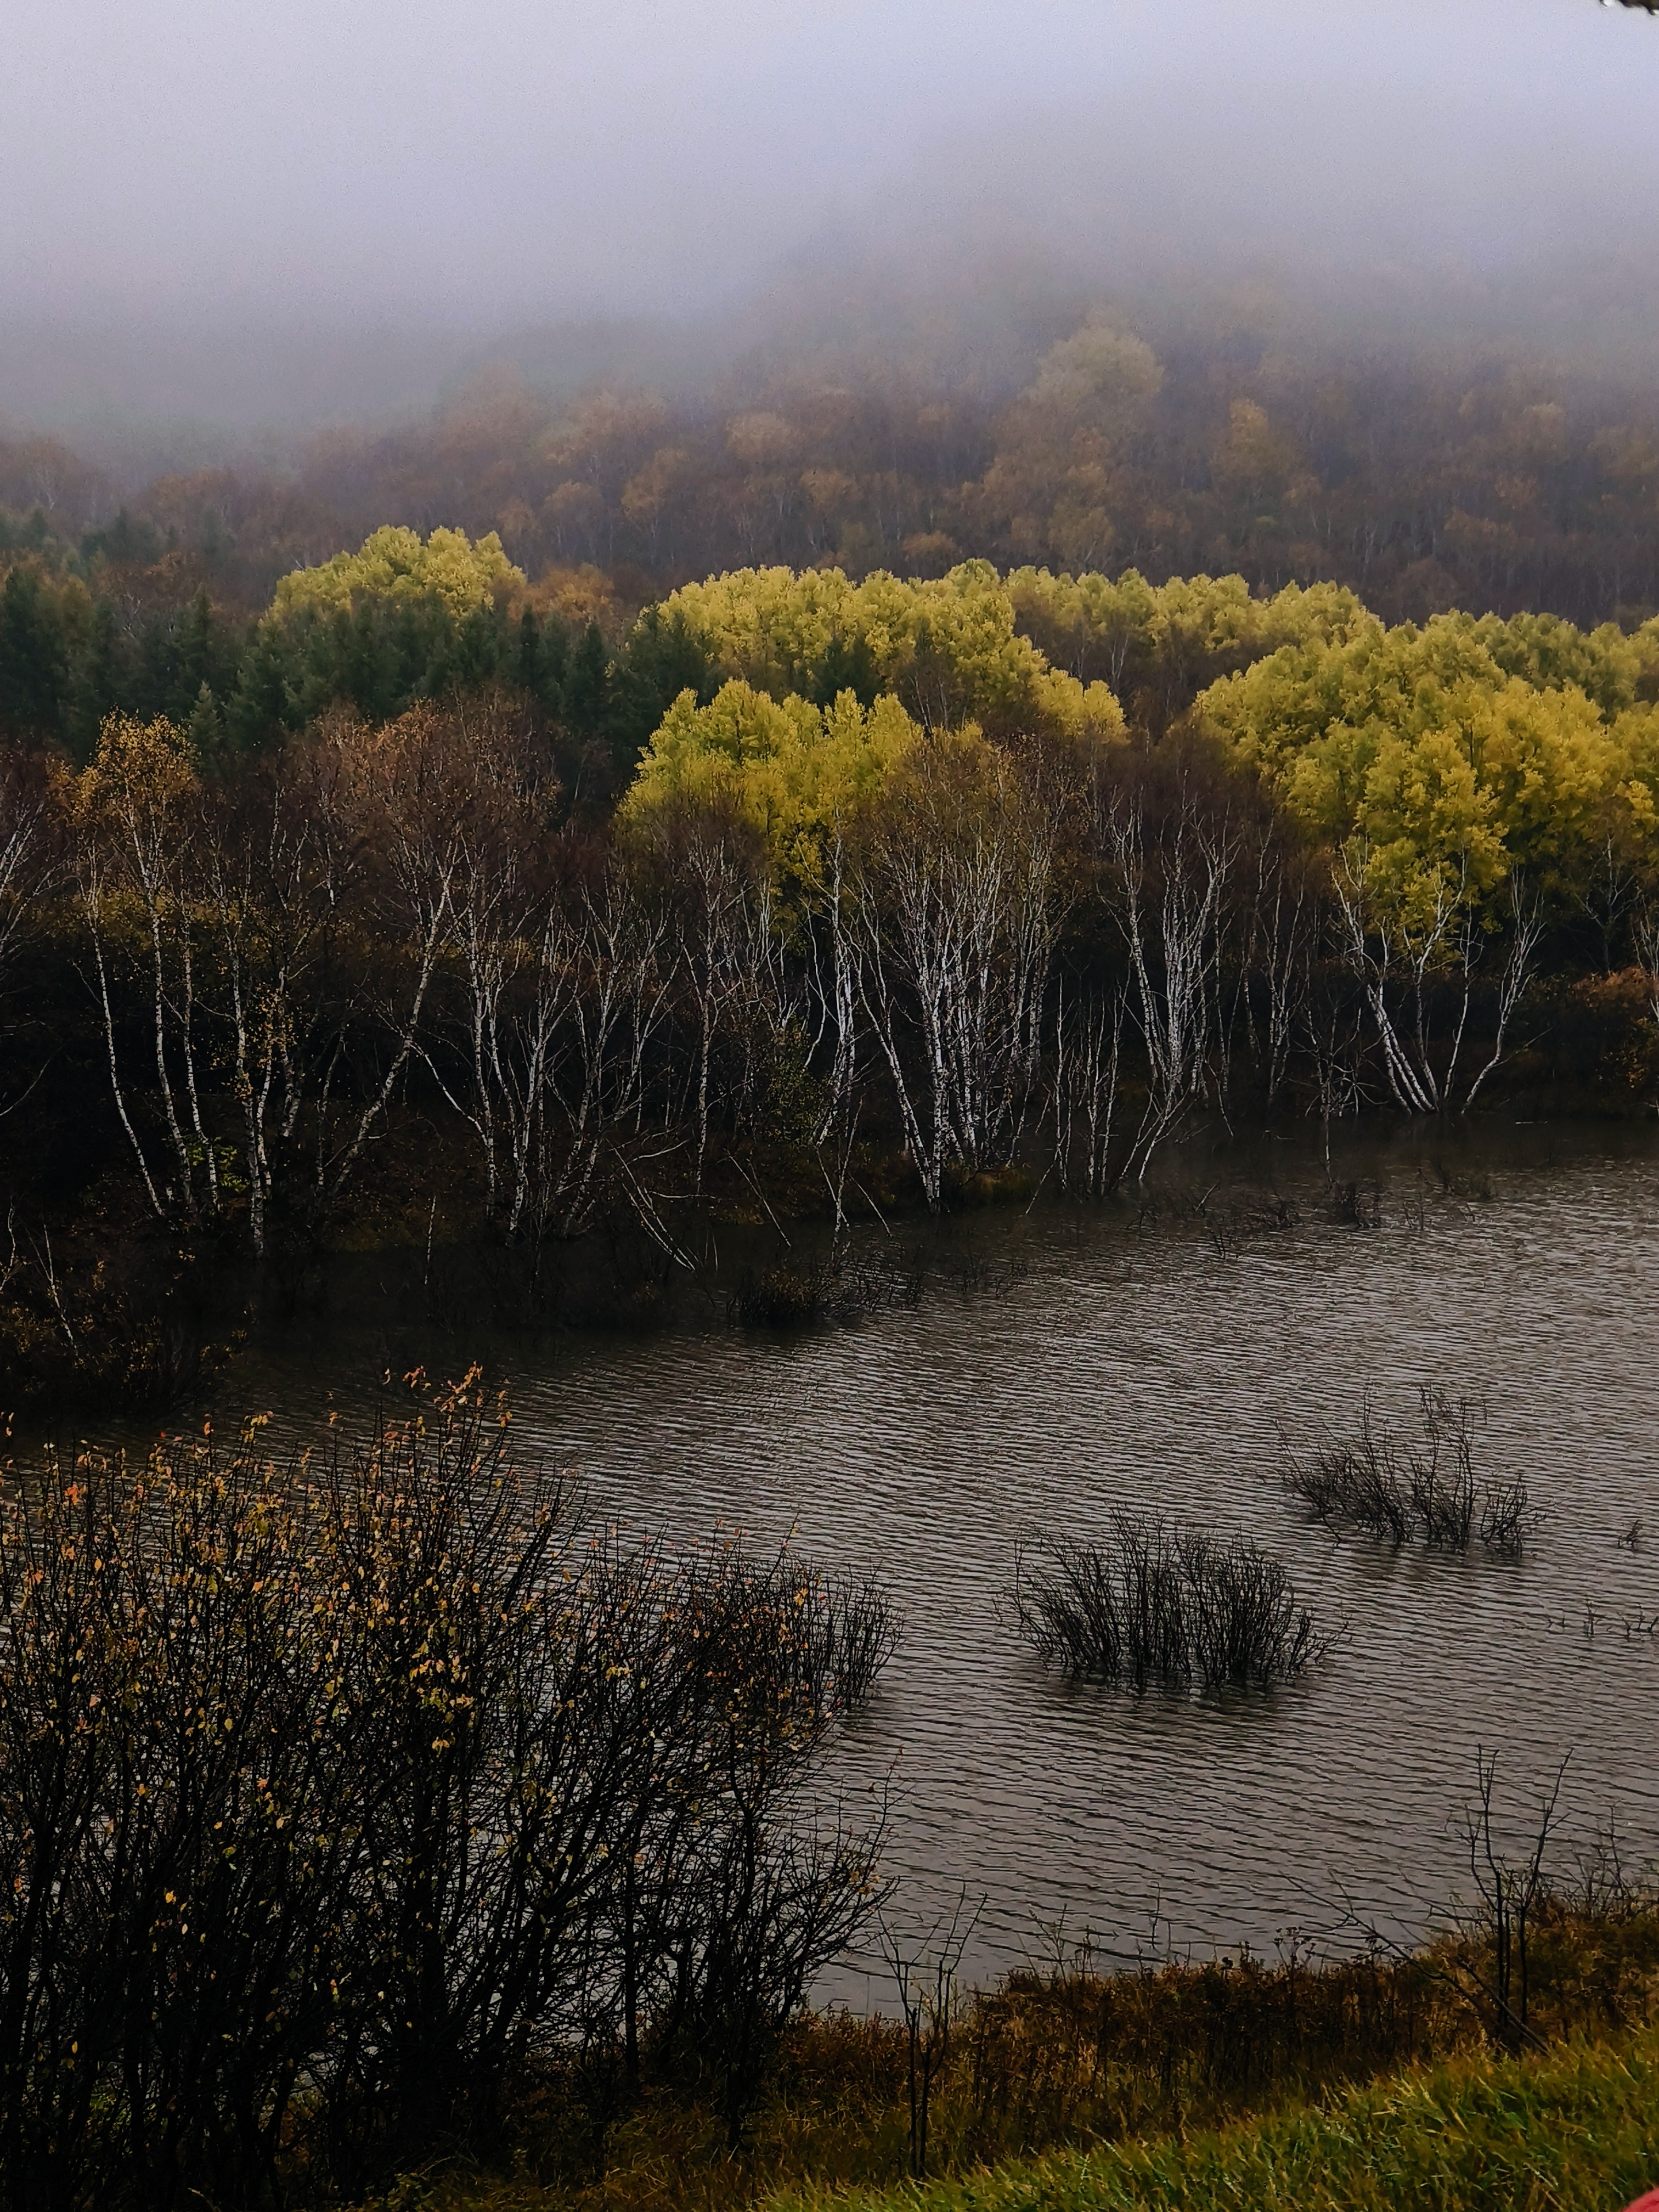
left=71, top=1122, right=1659, bottom=1994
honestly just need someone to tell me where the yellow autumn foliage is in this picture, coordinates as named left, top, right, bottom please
left=1198, top=609, right=1659, bottom=919
left=619, top=680, right=922, bottom=879
left=272, top=524, right=525, bottom=623
left=654, top=561, right=1127, bottom=748
left=72, top=711, right=198, bottom=834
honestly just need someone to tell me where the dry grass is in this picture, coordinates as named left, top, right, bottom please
left=357, top=1898, right=1659, bottom=2212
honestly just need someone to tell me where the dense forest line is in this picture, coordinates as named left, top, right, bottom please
left=1, top=533, right=1656, bottom=1408
left=4, top=306, right=1659, bottom=758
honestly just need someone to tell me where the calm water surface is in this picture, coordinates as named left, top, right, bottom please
left=86, top=1122, right=1659, bottom=1993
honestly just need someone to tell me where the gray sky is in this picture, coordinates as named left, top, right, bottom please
left=3, top=0, right=1657, bottom=432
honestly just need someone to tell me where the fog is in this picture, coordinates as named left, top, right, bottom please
left=2, top=0, right=1657, bottom=449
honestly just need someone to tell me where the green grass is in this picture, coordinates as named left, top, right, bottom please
left=353, top=1909, right=1659, bottom=2211
left=768, top=2026, right=1659, bottom=2212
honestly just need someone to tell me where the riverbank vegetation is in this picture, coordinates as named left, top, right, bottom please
left=2, top=1368, right=1654, bottom=2209
left=2, top=514, right=1658, bottom=1409
left=760, top=2025, right=1659, bottom=2212
left=404, top=2019, right=1659, bottom=2212
left=2, top=1364, right=1655, bottom=2210
left=345, top=1936, right=1659, bottom=2212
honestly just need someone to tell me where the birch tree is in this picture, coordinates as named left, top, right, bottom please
left=302, top=706, right=461, bottom=1210
left=71, top=715, right=212, bottom=1223
left=854, top=738, right=1060, bottom=1206
left=1108, top=796, right=1235, bottom=1180
left=0, top=758, right=51, bottom=1114
left=196, top=763, right=345, bottom=1256
left=1333, top=843, right=1543, bottom=1114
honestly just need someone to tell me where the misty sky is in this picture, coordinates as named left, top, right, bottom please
left=3, top=0, right=1657, bottom=434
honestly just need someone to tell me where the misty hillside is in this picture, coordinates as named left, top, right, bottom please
left=4, top=289, right=1659, bottom=751
left=5, top=0, right=1657, bottom=669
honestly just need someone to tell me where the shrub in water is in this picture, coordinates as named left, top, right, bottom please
left=1009, top=1513, right=1327, bottom=1690
left=1282, top=1389, right=1533, bottom=1555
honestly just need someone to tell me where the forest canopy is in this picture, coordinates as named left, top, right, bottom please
left=1198, top=608, right=1659, bottom=924
left=5, top=297, right=1659, bottom=733
left=269, top=522, right=523, bottom=619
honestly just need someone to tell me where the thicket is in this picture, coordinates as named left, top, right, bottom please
left=1, top=551, right=1657, bottom=1411
left=0, top=1374, right=895, bottom=2209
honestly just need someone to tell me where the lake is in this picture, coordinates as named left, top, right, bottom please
left=65, top=1116, right=1659, bottom=1999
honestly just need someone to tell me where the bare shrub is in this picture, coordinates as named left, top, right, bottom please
left=1009, top=1515, right=1328, bottom=1690
left=1282, top=1389, right=1533, bottom=1555
left=0, top=1375, right=895, bottom=2205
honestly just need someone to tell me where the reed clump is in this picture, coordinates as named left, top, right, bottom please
left=1322, top=1176, right=1383, bottom=1228
left=1205, top=1195, right=1299, bottom=1257
left=1282, top=1387, right=1533, bottom=1554
left=1009, top=1515, right=1328, bottom=1690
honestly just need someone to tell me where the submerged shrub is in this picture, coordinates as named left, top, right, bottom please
left=1282, top=1389, right=1533, bottom=1555
left=727, top=1242, right=928, bottom=1327
left=1009, top=1514, right=1327, bottom=1690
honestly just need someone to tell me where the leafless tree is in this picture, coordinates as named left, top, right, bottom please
left=537, top=871, right=673, bottom=1242
left=1460, top=1751, right=1571, bottom=2055
left=1052, top=972, right=1127, bottom=1198
left=1108, top=797, right=1235, bottom=1180
left=802, top=821, right=865, bottom=1142
left=1635, top=900, right=1659, bottom=1034
left=0, top=769, right=43, bottom=1000
left=303, top=708, right=460, bottom=1209
left=1237, top=830, right=1316, bottom=1109
left=0, top=759, right=52, bottom=1116
left=1463, top=876, right=1545, bottom=1109
left=855, top=744, right=1060, bottom=1206
left=646, top=810, right=800, bottom=1196
left=196, top=766, right=345, bottom=1256
left=1301, top=944, right=1370, bottom=1157
left=879, top=1890, right=983, bottom=2180
left=72, top=716, right=212, bottom=1222
left=1577, top=832, right=1639, bottom=972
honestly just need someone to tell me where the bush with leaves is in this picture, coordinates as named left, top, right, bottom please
left=0, top=1373, right=893, bottom=2209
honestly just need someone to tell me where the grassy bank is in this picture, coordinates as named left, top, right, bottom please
left=382, top=2023, right=1659, bottom=2212
left=772, top=2028, right=1659, bottom=2212
left=347, top=1898, right=1659, bottom=2212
